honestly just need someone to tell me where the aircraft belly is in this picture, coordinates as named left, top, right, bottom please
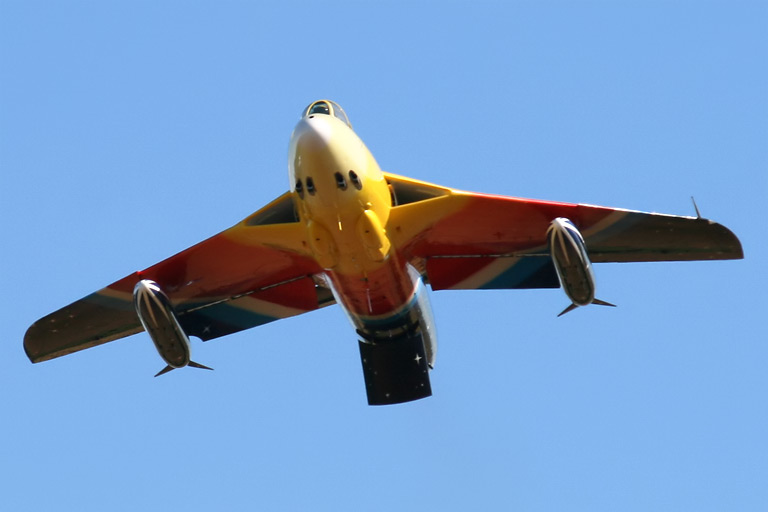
left=322, top=249, right=437, bottom=364
left=325, top=252, right=416, bottom=320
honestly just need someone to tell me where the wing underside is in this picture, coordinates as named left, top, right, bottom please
left=384, top=173, right=742, bottom=291
left=26, top=177, right=743, bottom=362
left=25, top=193, right=329, bottom=363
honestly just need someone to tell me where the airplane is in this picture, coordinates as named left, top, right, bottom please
left=24, top=99, right=743, bottom=406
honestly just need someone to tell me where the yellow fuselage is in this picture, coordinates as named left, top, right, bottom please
left=288, top=112, right=419, bottom=335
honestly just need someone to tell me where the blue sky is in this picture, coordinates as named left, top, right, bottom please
left=2, top=1, right=766, bottom=510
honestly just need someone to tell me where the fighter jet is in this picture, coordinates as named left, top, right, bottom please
left=25, top=100, right=743, bottom=405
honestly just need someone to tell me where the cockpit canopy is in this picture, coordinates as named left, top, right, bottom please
left=301, top=100, right=352, bottom=128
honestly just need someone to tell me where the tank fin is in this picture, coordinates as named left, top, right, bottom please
left=188, top=361, right=214, bottom=371
left=154, top=361, right=213, bottom=377
left=154, top=365, right=175, bottom=377
left=557, top=298, right=616, bottom=317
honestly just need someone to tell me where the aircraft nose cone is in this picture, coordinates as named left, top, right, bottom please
left=293, top=115, right=333, bottom=152
left=290, top=115, right=347, bottom=192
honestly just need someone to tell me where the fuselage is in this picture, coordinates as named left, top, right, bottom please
left=288, top=100, right=435, bottom=362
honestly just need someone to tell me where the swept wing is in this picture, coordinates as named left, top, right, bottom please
left=384, top=173, right=742, bottom=291
left=24, top=193, right=331, bottom=363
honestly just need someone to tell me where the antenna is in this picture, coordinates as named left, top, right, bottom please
left=691, top=196, right=702, bottom=219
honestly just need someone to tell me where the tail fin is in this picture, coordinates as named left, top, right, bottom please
left=154, top=361, right=214, bottom=377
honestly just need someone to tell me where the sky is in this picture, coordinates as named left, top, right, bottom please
left=1, top=1, right=766, bottom=510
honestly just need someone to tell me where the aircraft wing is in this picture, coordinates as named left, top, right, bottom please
left=25, top=193, right=330, bottom=363
left=384, top=173, right=743, bottom=291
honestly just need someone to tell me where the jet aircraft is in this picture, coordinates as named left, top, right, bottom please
left=25, top=100, right=743, bottom=405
